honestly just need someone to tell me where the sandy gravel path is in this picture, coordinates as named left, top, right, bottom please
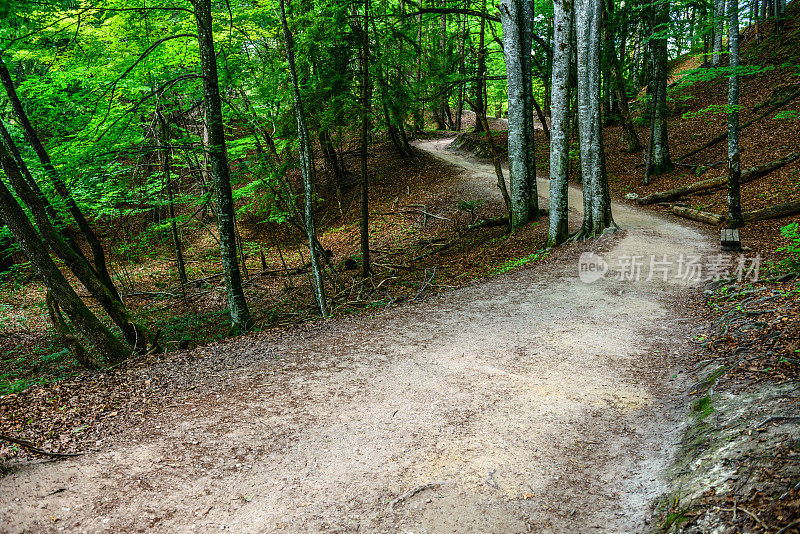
left=0, top=139, right=713, bottom=533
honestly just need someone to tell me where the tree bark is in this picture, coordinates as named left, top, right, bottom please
left=0, top=156, right=130, bottom=365
left=0, top=55, right=119, bottom=300
left=670, top=205, right=724, bottom=225
left=192, top=0, right=253, bottom=332
left=650, top=0, right=672, bottom=175
left=740, top=199, right=800, bottom=223
left=575, top=0, right=616, bottom=238
left=726, top=0, right=744, bottom=228
left=547, top=0, right=572, bottom=248
left=278, top=0, right=329, bottom=316
left=500, top=0, right=537, bottom=229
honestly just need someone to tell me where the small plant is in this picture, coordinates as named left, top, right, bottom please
left=777, top=222, right=800, bottom=273
left=457, top=199, right=486, bottom=224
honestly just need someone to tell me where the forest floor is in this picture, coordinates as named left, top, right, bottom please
left=0, top=138, right=717, bottom=532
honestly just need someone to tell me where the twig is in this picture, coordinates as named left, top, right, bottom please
left=413, top=268, right=437, bottom=301
left=0, top=433, right=83, bottom=458
left=776, top=520, right=800, bottom=534
left=402, top=208, right=451, bottom=221
left=755, top=416, right=800, bottom=429
left=719, top=507, right=770, bottom=531
left=390, top=482, right=442, bottom=507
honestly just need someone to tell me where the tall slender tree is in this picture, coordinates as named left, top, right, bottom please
left=726, top=0, right=744, bottom=228
left=279, top=0, right=329, bottom=317
left=501, top=0, right=537, bottom=229
left=0, top=142, right=131, bottom=365
left=191, top=0, right=253, bottom=332
left=575, top=0, right=615, bottom=238
left=547, top=0, right=573, bottom=247
left=648, top=0, right=672, bottom=176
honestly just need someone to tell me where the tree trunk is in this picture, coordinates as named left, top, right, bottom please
left=501, top=0, right=537, bottom=230
left=192, top=0, right=253, bottom=332
left=650, top=0, right=672, bottom=175
left=0, top=159, right=130, bottom=365
left=603, top=0, right=641, bottom=153
left=575, top=0, right=616, bottom=238
left=157, top=111, right=188, bottom=287
left=360, top=0, right=372, bottom=278
left=0, top=136, right=151, bottom=353
left=670, top=205, right=724, bottom=225
left=547, top=0, right=573, bottom=248
left=712, top=0, right=725, bottom=67
left=726, top=0, right=744, bottom=228
left=740, top=198, right=800, bottom=223
left=278, top=0, right=329, bottom=316
left=637, top=152, right=800, bottom=204
left=0, top=55, right=119, bottom=300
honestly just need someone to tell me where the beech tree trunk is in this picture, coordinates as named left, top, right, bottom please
left=192, top=0, right=254, bottom=332
left=278, top=0, right=329, bottom=316
left=650, top=0, right=672, bottom=175
left=547, top=0, right=573, bottom=247
left=575, top=0, right=615, bottom=238
left=501, top=0, right=537, bottom=229
left=712, top=0, right=725, bottom=67
left=726, top=0, right=744, bottom=228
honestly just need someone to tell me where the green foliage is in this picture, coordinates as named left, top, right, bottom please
left=773, top=110, right=800, bottom=120
left=682, top=103, right=741, bottom=120
left=491, top=249, right=549, bottom=275
left=777, top=223, right=800, bottom=273
left=457, top=199, right=486, bottom=223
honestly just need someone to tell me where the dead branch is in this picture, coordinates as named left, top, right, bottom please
left=638, top=152, right=800, bottom=205
left=0, top=433, right=83, bottom=458
left=669, top=205, right=724, bottom=225
left=390, top=482, right=442, bottom=507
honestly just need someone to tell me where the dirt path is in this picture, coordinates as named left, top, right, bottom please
left=1, top=140, right=713, bottom=533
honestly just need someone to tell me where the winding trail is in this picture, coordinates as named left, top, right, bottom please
left=1, top=139, right=713, bottom=533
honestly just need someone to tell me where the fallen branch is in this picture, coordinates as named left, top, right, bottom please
left=740, top=198, right=800, bottom=224
left=669, top=205, right=724, bottom=225
left=464, top=216, right=509, bottom=231
left=638, top=152, right=800, bottom=205
left=0, top=433, right=83, bottom=458
left=390, top=482, right=442, bottom=507
left=402, top=208, right=451, bottom=221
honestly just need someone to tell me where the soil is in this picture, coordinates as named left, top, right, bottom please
left=0, top=139, right=715, bottom=533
